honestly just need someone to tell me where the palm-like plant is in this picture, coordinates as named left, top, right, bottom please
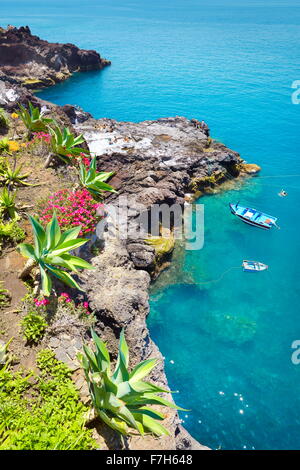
left=0, top=187, right=18, bottom=219
left=18, top=213, right=94, bottom=296
left=0, top=160, right=32, bottom=188
left=45, top=126, right=89, bottom=168
left=18, top=102, right=53, bottom=135
left=79, top=157, right=116, bottom=199
left=79, top=329, right=186, bottom=437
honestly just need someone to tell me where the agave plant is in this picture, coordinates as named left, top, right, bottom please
left=45, top=126, right=89, bottom=168
left=78, top=329, right=186, bottom=436
left=0, top=160, right=32, bottom=188
left=18, top=102, right=53, bottom=135
left=79, top=156, right=116, bottom=199
left=18, top=213, right=94, bottom=296
left=0, top=187, right=18, bottom=219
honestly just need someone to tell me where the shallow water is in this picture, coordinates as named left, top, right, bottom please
left=3, top=0, right=300, bottom=449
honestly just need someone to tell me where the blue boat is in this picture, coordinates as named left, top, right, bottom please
left=229, top=203, right=278, bottom=230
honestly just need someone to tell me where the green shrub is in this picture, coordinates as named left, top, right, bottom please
left=0, top=219, right=25, bottom=251
left=0, top=350, right=97, bottom=449
left=20, top=312, right=47, bottom=343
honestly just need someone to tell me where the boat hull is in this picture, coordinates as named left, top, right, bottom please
left=235, top=214, right=271, bottom=230
left=229, top=203, right=276, bottom=230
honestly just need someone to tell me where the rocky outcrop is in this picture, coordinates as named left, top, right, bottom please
left=76, top=115, right=247, bottom=274
left=77, top=116, right=242, bottom=206
left=0, top=25, right=110, bottom=89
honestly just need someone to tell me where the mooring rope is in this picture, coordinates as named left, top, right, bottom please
left=194, top=266, right=241, bottom=285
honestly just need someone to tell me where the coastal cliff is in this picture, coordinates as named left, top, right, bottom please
left=0, top=26, right=110, bottom=88
left=0, top=28, right=259, bottom=450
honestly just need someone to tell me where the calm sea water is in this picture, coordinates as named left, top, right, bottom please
left=3, top=0, right=300, bottom=449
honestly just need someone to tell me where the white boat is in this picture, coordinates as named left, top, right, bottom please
left=242, top=260, right=268, bottom=272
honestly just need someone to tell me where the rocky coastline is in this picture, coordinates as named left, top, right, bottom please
left=0, top=26, right=110, bottom=89
left=0, top=27, right=260, bottom=450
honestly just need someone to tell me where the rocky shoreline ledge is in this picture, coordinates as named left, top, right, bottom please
left=0, top=26, right=110, bottom=89
left=0, top=27, right=260, bottom=450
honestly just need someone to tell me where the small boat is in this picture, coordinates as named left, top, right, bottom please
left=242, top=260, right=268, bottom=272
left=229, top=203, right=278, bottom=230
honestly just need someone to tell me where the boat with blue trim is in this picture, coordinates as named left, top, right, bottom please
left=229, top=203, right=278, bottom=230
left=242, top=260, right=268, bottom=272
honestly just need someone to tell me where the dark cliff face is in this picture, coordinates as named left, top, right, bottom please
left=0, top=25, right=110, bottom=88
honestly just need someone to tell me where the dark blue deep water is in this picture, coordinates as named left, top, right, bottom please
left=3, top=0, right=300, bottom=449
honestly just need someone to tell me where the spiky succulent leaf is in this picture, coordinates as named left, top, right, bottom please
left=45, top=264, right=82, bottom=291
left=129, top=358, right=158, bottom=383
left=125, top=392, right=188, bottom=411
left=129, top=381, right=169, bottom=394
left=29, top=215, right=46, bottom=257
left=50, top=238, right=88, bottom=256
left=112, top=329, right=130, bottom=384
left=128, top=406, right=165, bottom=421
left=91, top=329, right=111, bottom=372
left=133, top=413, right=170, bottom=436
left=17, top=243, right=36, bottom=260
left=82, top=345, right=99, bottom=372
left=98, top=410, right=129, bottom=435
left=40, top=264, right=52, bottom=296
left=58, top=225, right=82, bottom=245
left=45, top=212, right=61, bottom=250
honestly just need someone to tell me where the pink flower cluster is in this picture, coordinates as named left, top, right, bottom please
left=59, top=292, right=72, bottom=303
left=32, top=132, right=51, bottom=144
left=39, top=188, right=103, bottom=236
left=58, top=292, right=90, bottom=315
left=33, top=297, right=50, bottom=307
left=72, top=152, right=91, bottom=168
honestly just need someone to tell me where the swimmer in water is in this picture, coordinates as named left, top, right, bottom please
left=278, top=189, right=288, bottom=197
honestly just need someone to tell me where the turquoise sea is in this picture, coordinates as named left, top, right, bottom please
left=3, top=0, right=300, bottom=449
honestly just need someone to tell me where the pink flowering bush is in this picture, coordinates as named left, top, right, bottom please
left=39, top=188, right=103, bottom=236
left=33, top=297, right=50, bottom=307
left=58, top=292, right=92, bottom=318
left=32, top=131, right=51, bottom=144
